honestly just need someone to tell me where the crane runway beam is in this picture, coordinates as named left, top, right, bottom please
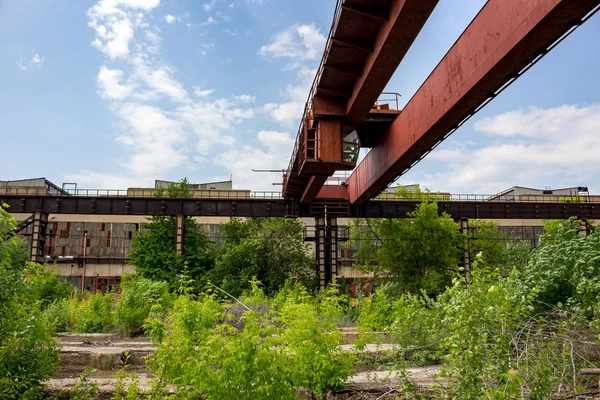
left=1, top=195, right=595, bottom=220
left=346, top=0, right=600, bottom=203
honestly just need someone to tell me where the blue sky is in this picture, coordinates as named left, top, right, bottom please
left=1, top=0, right=599, bottom=195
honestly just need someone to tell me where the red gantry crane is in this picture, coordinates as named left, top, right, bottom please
left=282, top=0, right=600, bottom=204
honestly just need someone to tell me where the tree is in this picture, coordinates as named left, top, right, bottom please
left=0, top=204, right=59, bottom=398
left=349, top=200, right=463, bottom=295
left=209, top=218, right=313, bottom=296
left=129, top=178, right=215, bottom=288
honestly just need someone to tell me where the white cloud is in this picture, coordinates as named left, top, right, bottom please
left=17, top=53, right=45, bottom=70
left=87, top=0, right=161, bottom=59
left=258, top=23, right=325, bottom=65
left=115, top=103, right=188, bottom=176
left=203, top=16, right=217, bottom=26
left=204, top=0, right=219, bottom=11
left=80, top=0, right=258, bottom=187
left=97, top=66, right=133, bottom=100
left=263, top=66, right=314, bottom=128
left=215, top=130, right=294, bottom=190
left=176, top=98, right=254, bottom=153
left=199, top=43, right=215, bottom=56
left=235, top=94, right=255, bottom=103
left=258, top=25, right=323, bottom=128
left=403, top=104, right=600, bottom=194
left=130, top=56, right=189, bottom=103
left=473, top=105, right=591, bottom=137
left=193, top=87, right=215, bottom=97
left=164, top=14, right=176, bottom=23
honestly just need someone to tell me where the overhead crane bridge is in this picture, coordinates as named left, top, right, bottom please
left=282, top=0, right=600, bottom=204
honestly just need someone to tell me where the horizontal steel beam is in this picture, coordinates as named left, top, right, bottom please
left=346, top=0, right=600, bottom=203
left=1, top=195, right=595, bottom=220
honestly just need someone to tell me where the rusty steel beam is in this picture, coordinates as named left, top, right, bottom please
left=344, top=0, right=439, bottom=127
left=1, top=195, right=596, bottom=220
left=347, top=0, right=600, bottom=203
left=301, top=175, right=330, bottom=204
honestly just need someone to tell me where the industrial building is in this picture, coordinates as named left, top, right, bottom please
left=3, top=177, right=596, bottom=291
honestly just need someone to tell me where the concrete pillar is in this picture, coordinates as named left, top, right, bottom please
left=315, top=216, right=339, bottom=290
left=30, top=211, right=49, bottom=264
left=175, top=214, right=185, bottom=254
left=460, top=218, right=471, bottom=276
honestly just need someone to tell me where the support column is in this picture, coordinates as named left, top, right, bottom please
left=327, top=217, right=339, bottom=284
left=581, top=219, right=590, bottom=237
left=460, top=218, right=471, bottom=277
left=315, top=216, right=339, bottom=290
left=30, top=211, right=49, bottom=264
left=315, top=217, right=326, bottom=289
left=175, top=214, right=185, bottom=254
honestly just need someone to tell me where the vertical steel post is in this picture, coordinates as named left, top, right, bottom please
left=581, top=219, right=590, bottom=237
left=460, top=218, right=471, bottom=277
left=175, top=214, right=185, bottom=254
left=315, top=216, right=339, bottom=290
left=327, top=216, right=339, bottom=285
left=81, top=231, right=87, bottom=292
left=30, top=211, right=48, bottom=264
left=315, top=216, right=326, bottom=289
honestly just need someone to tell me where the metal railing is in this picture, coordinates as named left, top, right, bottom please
left=373, top=92, right=401, bottom=111
left=285, top=0, right=344, bottom=182
left=0, top=187, right=284, bottom=200
left=372, top=191, right=600, bottom=204
left=2, top=186, right=599, bottom=204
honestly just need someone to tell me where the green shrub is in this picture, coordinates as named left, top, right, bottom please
left=523, top=217, right=600, bottom=313
left=28, top=265, right=74, bottom=308
left=0, top=204, right=60, bottom=398
left=67, top=292, right=115, bottom=333
left=357, top=290, right=393, bottom=332
left=278, top=283, right=354, bottom=398
left=114, top=275, right=172, bottom=336
left=146, top=282, right=354, bottom=399
left=43, top=298, right=69, bottom=333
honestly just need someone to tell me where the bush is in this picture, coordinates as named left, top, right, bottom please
left=43, top=298, right=69, bottom=333
left=211, top=218, right=314, bottom=296
left=0, top=204, right=60, bottom=398
left=67, top=291, right=115, bottom=333
left=114, top=275, right=172, bottom=336
left=146, top=282, right=354, bottom=399
left=28, top=265, right=74, bottom=308
left=357, top=290, right=393, bottom=332
left=523, top=217, right=600, bottom=313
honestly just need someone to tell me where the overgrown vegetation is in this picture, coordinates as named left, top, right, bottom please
left=41, top=275, right=173, bottom=335
left=349, top=201, right=463, bottom=294
left=145, top=280, right=354, bottom=399
left=209, top=217, right=314, bottom=296
left=4, top=174, right=600, bottom=399
left=129, top=178, right=216, bottom=288
left=354, top=217, right=600, bottom=398
left=0, top=204, right=60, bottom=398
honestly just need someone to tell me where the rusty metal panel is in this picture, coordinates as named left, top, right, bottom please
left=347, top=0, right=600, bottom=203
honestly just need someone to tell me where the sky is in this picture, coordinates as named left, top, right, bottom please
left=1, top=0, right=599, bottom=195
